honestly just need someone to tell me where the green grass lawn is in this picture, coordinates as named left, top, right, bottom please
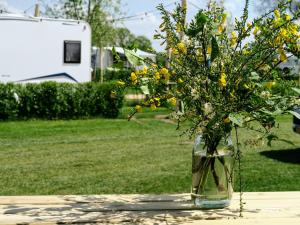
left=0, top=111, right=299, bottom=195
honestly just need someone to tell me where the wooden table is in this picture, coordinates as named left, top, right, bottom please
left=0, top=192, right=299, bottom=224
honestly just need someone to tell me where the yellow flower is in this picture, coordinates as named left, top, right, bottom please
left=242, top=49, right=250, bottom=55
left=230, top=31, right=237, bottom=48
left=110, top=91, right=117, bottom=98
left=154, top=72, right=160, bottom=80
left=223, top=117, right=231, bottom=124
left=177, top=42, right=187, bottom=54
left=160, top=68, right=170, bottom=82
left=160, top=68, right=169, bottom=75
left=274, top=9, right=280, bottom=19
left=280, top=28, right=288, bottom=39
left=253, top=26, right=260, bottom=36
left=117, top=81, right=125, bottom=86
left=278, top=49, right=287, bottom=62
left=285, top=14, right=291, bottom=21
left=218, top=25, right=224, bottom=33
left=135, top=105, right=142, bottom=113
left=172, top=48, right=179, bottom=55
left=142, top=66, right=148, bottom=74
left=266, top=81, right=276, bottom=89
left=176, top=23, right=182, bottom=33
left=207, top=46, right=212, bottom=54
left=168, top=97, right=177, bottom=107
left=178, top=78, right=184, bottom=84
left=219, top=73, right=227, bottom=88
left=150, top=103, right=157, bottom=111
left=154, top=97, right=161, bottom=106
left=131, top=72, right=138, bottom=85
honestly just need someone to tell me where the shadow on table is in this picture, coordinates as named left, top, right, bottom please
left=260, top=148, right=300, bottom=164
left=2, top=194, right=258, bottom=224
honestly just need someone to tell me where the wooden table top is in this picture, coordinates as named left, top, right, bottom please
left=0, top=192, right=299, bottom=224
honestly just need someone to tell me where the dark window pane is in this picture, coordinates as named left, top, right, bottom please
left=64, top=41, right=81, bottom=63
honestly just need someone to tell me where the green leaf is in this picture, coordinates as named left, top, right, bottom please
left=124, top=49, right=144, bottom=67
left=288, top=110, right=300, bottom=119
left=195, top=11, right=208, bottom=28
left=291, top=87, right=300, bottom=95
left=140, top=78, right=151, bottom=95
left=140, top=85, right=150, bottom=95
left=250, top=72, right=260, bottom=80
left=229, top=113, right=244, bottom=127
left=262, top=108, right=282, bottom=116
left=112, top=47, right=124, bottom=69
left=211, top=36, right=219, bottom=63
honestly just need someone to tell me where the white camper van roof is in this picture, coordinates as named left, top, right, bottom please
left=0, top=13, right=84, bottom=24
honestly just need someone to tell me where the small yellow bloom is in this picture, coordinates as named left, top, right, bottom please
left=219, top=73, right=227, bottom=88
left=150, top=103, right=157, bottom=111
left=110, top=91, right=117, bottom=98
left=117, top=81, right=125, bottom=86
left=131, top=72, right=138, bottom=85
left=223, top=117, right=231, bottom=124
left=168, top=97, right=177, bottom=107
left=285, top=14, right=291, bottom=21
left=160, top=68, right=170, bottom=82
left=172, top=48, right=179, bottom=55
left=230, top=31, right=237, bottom=48
left=178, top=78, right=184, bottom=84
left=278, top=49, right=287, bottom=62
left=280, top=28, right=288, bottom=39
left=253, top=26, right=260, bottom=36
left=176, top=23, right=182, bottom=33
left=266, top=81, right=276, bottom=89
left=274, top=9, right=280, bottom=19
left=207, top=46, right=212, bottom=54
left=160, top=68, right=169, bottom=75
left=218, top=25, right=224, bottom=33
left=142, top=66, right=148, bottom=74
left=135, top=105, right=142, bottom=113
left=177, top=42, right=187, bottom=54
left=154, top=72, right=160, bottom=80
left=242, top=49, right=250, bottom=55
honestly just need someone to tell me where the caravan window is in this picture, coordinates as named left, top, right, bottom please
left=64, top=41, right=81, bottom=63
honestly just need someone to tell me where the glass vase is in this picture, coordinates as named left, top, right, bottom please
left=191, top=135, right=235, bottom=209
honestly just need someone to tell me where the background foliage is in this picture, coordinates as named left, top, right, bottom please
left=0, top=82, right=124, bottom=120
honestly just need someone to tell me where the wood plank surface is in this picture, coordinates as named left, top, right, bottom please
left=0, top=192, right=298, bottom=225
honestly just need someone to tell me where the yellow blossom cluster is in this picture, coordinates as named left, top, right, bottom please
left=177, top=42, right=187, bottom=54
left=230, top=31, right=237, bottom=48
left=219, top=72, right=227, bottom=88
left=168, top=97, right=177, bottom=107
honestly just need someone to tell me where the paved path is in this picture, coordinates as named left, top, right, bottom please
left=0, top=192, right=299, bottom=224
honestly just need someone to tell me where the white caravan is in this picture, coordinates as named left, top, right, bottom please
left=0, top=14, right=91, bottom=83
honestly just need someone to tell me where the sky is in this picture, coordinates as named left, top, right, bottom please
left=1, top=0, right=257, bottom=51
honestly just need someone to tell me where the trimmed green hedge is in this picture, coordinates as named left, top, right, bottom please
left=0, top=82, right=124, bottom=120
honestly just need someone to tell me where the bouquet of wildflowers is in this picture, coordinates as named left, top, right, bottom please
left=116, top=0, right=300, bottom=209
left=119, top=0, right=300, bottom=153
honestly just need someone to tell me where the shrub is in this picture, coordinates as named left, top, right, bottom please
left=0, top=82, right=124, bottom=120
left=0, top=83, right=19, bottom=120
